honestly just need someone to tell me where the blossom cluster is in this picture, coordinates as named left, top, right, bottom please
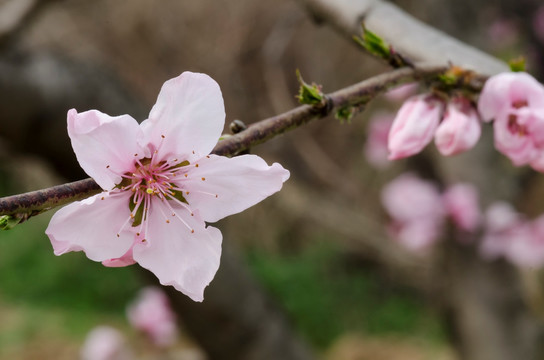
left=382, top=174, right=544, bottom=268
left=384, top=71, right=544, bottom=172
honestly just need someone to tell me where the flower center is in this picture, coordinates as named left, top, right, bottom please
left=507, top=114, right=527, bottom=137
left=107, top=150, right=195, bottom=241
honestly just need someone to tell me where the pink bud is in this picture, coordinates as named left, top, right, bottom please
left=80, top=326, right=132, bottom=360
left=442, top=183, right=481, bottom=232
left=388, top=94, right=443, bottom=160
left=127, top=287, right=179, bottom=347
left=364, top=112, right=394, bottom=168
left=434, top=97, right=481, bottom=156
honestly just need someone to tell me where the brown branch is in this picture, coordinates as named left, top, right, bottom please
left=0, top=65, right=448, bottom=220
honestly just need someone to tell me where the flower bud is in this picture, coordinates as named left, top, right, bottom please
left=388, top=94, right=443, bottom=160
left=434, top=97, right=481, bottom=156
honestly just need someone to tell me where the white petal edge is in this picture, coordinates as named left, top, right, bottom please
left=68, top=109, right=143, bottom=190
left=179, top=154, right=290, bottom=223
left=46, top=192, right=135, bottom=262
left=141, top=72, right=225, bottom=163
left=132, top=200, right=222, bottom=302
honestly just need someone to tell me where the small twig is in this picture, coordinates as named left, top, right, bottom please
left=0, top=66, right=451, bottom=221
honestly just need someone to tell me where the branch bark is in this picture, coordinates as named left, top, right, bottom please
left=296, top=0, right=509, bottom=75
left=0, top=65, right=448, bottom=219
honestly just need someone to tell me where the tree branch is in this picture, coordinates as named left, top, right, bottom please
left=296, top=0, right=509, bottom=75
left=0, top=65, right=448, bottom=220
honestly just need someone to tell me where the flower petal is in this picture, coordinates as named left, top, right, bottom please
left=68, top=109, right=143, bottom=190
left=141, top=72, right=225, bottom=163
left=434, top=98, right=481, bottom=156
left=102, top=246, right=136, bottom=268
left=179, top=154, right=289, bottom=223
left=388, top=94, right=443, bottom=160
left=493, top=113, right=537, bottom=165
left=132, top=201, right=222, bottom=302
left=46, top=192, right=135, bottom=262
left=478, top=72, right=544, bottom=122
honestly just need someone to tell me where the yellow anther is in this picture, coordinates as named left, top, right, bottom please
left=146, top=188, right=154, bottom=194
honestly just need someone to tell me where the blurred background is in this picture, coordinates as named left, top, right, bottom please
left=0, top=0, right=544, bottom=359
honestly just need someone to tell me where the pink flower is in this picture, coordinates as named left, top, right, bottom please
left=533, top=6, right=544, bottom=44
left=127, top=287, right=178, bottom=347
left=46, top=72, right=290, bottom=302
left=442, top=183, right=481, bottom=232
left=382, top=173, right=445, bottom=250
left=364, top=112, right=393, bottom=168
left=382, top=173, right=444, bottom=223
left=506, top=215, right=544, bottom=268
left=487, top=18, right=519, bottom=49
left=478, top=72, right=544, bottom=171
left=391, top=218, right=443, bottom=251
left=480, top=202, right=524, bottom=260
left=480, top=202, right=544, bottom=267
left=81, top=326, right=132, bottom=360
left=434, top=97, right=481, bottom=156
left=388, top=94, right=443, bottom=160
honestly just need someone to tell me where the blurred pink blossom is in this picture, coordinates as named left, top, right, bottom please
left=384, top=83, right=418, bottom=102
left=81, top=326, right=132, bottom=360
left=364, top=113, right=394, bottom=168
left=382, top=173, right=445, bottom=251
left=434, top=97, right=481, bottom=156
left=533, top=6, right=544, bottom=44
left=391, top=218, right=443, bottom=251
left=506, top=215, right=544, bottom=268
left=487, top=18, right=519, bottom=49
left=45, top=72, right=290, bottom=302
left=480, top=202, right=522, bottom=261
left=481, top=203, right=544, bottom=267
left=388, top=94, right=443, bottom=160
left=442, top=183, right=481, bottom=232
left=127, top=287, right=179, bottom=347
left=478, top=72, right=544, bottom=172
